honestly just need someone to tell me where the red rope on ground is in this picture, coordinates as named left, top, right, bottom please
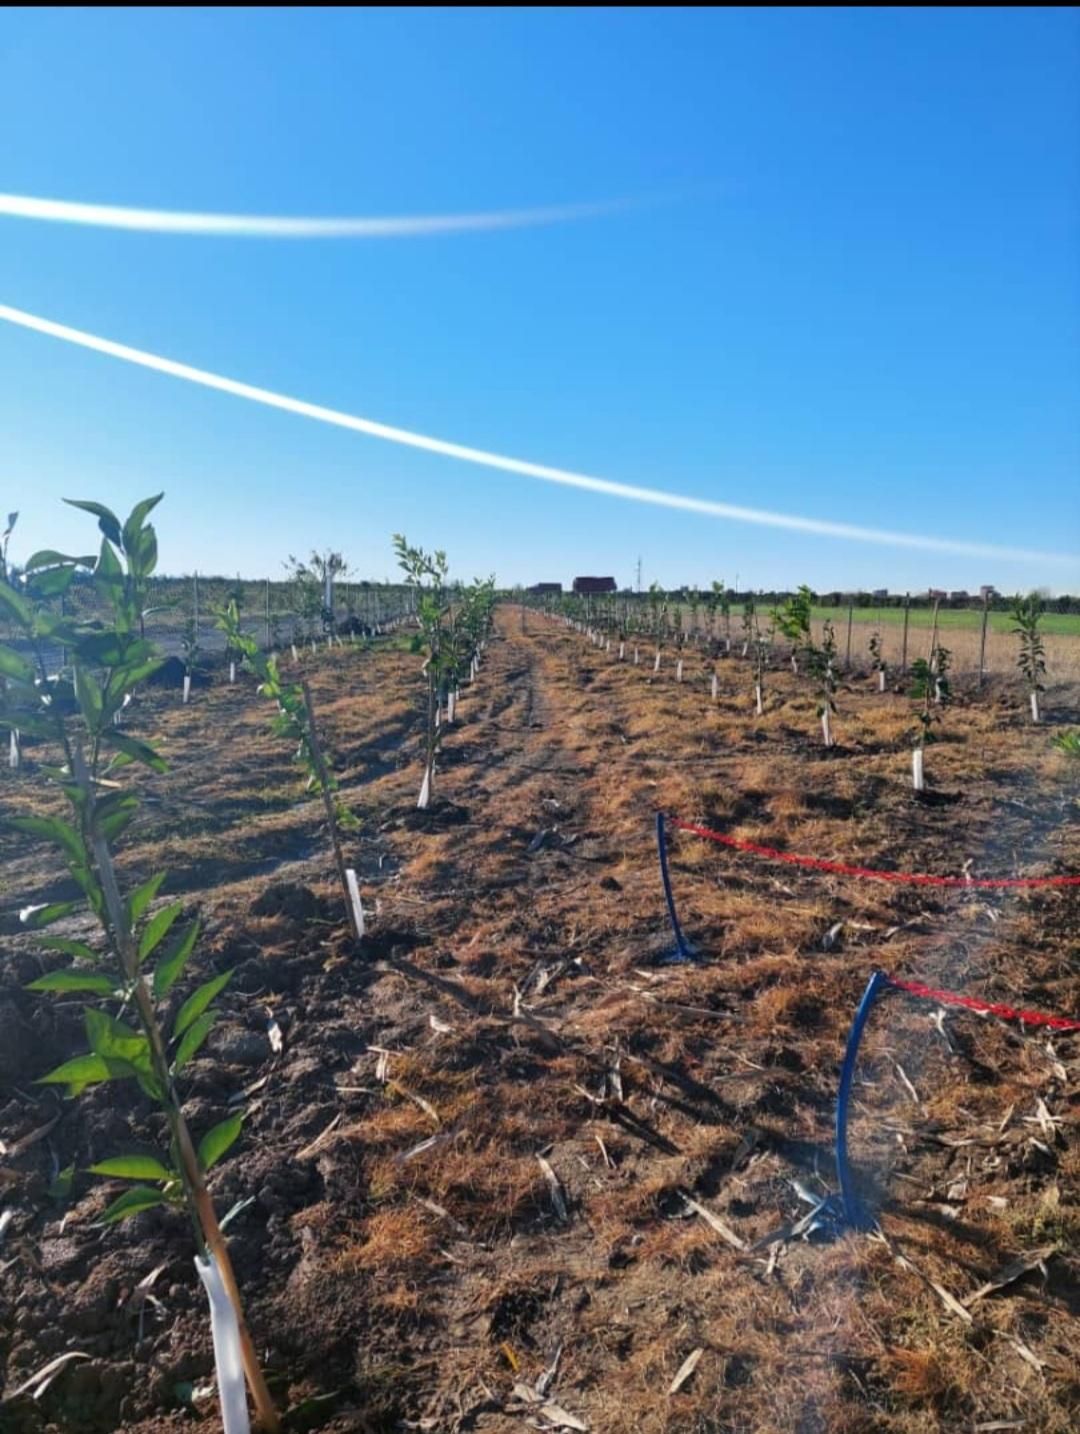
left=668, top=817, right=1080, bottom=890
left=884, top=974, right=1080, bottom=1032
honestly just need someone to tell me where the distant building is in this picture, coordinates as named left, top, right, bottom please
left=928, top=588, right=948, bottom=601
left=871, top=588, right=889, bottom=600
left=979, top=584, right=998, bottom=601
left=572, top=576, right=617, bottom=595
left=949, top=590, right=970, bottom=603
left=528, top=582, right=563, bottom=595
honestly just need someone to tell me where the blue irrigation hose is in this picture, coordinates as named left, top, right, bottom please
left=835, top=969, right=891, bottom=1229
left=655, top=812, right=696, bottom=962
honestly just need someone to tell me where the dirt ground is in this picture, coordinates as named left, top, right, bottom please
left=1, top=610, right=1078, bottom=1434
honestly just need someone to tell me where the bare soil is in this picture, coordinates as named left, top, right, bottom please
left=1, top=612, right=1078, bottom=1434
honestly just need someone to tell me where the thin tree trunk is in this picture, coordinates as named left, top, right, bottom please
left=74, top=749, right=279, bottom=1432
left=301, top=681, right=361, bottom=941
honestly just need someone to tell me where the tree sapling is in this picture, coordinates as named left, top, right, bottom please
left=909, top=644, right=950, bottom=791
left=1011, top=591, right=1047, bottom=724
left=0, top=495, right=279, bottom=1431
left=869, top=629, right=886, bottom=692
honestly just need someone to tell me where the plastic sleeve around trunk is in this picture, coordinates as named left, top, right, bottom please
left=195, top=1253, right=251, bottom=1434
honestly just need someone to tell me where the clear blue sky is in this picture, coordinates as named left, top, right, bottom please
left=1, top=7, right=1077, bottom=592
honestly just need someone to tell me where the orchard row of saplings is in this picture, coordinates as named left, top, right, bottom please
left=0, top=495, right=494, bottom=1432
left=527, top=583, right=1077, bottom=790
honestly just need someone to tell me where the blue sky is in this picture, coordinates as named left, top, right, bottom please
left=0, top=7, right=1077, bottom=592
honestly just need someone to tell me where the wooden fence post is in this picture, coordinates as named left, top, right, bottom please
left=927, top=594, right=940, bottom=664
left=900, top=593, right=910, bottom=675
left=978, top=595, right=989, bottom=687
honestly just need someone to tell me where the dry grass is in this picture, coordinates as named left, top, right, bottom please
left=1, top=608, right=1078, bottom=1433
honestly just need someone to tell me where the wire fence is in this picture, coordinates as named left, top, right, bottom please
left=2, top=575, right=417, bottom=672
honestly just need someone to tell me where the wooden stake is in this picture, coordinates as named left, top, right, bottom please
left=978, top=594, right=989, bottom=688
left=900, top=593, right=910, bottom=675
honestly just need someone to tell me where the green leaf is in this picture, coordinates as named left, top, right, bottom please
left=132, top=525, right=158, bottom=578
left=0, top=581, right=32, bottom=628
left=197, top=1112, right=244, bottom=1171
left=27, top=969, right=117, bottom=995
left=127, top=871, right=166, bottom=925
left=99, top=1185, right=166, bottom=1224
left=85, top=1008, right=150, bottom=1070
left=74, top=664, right=103, bottom=729
left=73, top=631, right=129, bottom=666
left=96, top=792, right=139, bottom=843
left=66, top=863, right=105, bottom=919
left=10, top=814, right=87, bottom=865
left=0, top=645, right=34, bottom=682
left=107, top=646, right=163, bottom=694
left=24, top=549, right=96, bottom=572
left=172, top=1011, right=216, bottom=1072
left=0, top=711, right=54, bottom=739
left=153, top=919, right=200, bottom=998
left=26, top=565, right=77, bottom=599
left=122, top=495, right=163, bottom=561
left=36, top=936, right=101, bottom=962
left=65, top=499, right=122, bottom=546
left=174, top=970, right=231, bottom=1038
left=38, top=1052, right=112, bottom=1096
left=31, top=612, right=82, bottom=644
left=138, top=900, right=184, bottom=962
left=20, top=900, right=80, bottom=929
left=104, top=636, right=158, bottom=670
left=89, top=1154, right=174, bottom=1182
left=92, top=539, right=126, bottom=626
left=102, top=730, right=168, bottom=773
left=111, top=656, right=164, bottom=690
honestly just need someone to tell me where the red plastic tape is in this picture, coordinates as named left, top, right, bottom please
left=885, top=974, right=1080, bottom=1032
left=669, top=817, right=1080, bottom=891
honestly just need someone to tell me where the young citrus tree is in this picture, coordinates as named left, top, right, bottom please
left=774, top=585, right=813, bottom=674
left=647, top=582, right=666, bottom=673
left=217, top=599, right=362, bottom=940
left=222, top=577, right=246, bottom=681
left=1011, top=591, right=1047, bottom=723
left=394, top=534, right=451, bottom=809
left=0, top=496, right=278, bottom=1431
left=285, top=556, right=325, bottom=649
left=287, top=549, right=349, bottom=641
left=751, top=611, right=771, bottom=715
left=443, top=575, right=495, bottom=719
left=687, top=587, right=701, bottom=642
left=909, top=643, right=949, bottom=792
left=671, top=601, right=685, bottom=681
left=712, top=579, right=732, bottom=654
left=180, top=615, right=200, bottom=704
left=808, top=619, right=839, bottom=747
